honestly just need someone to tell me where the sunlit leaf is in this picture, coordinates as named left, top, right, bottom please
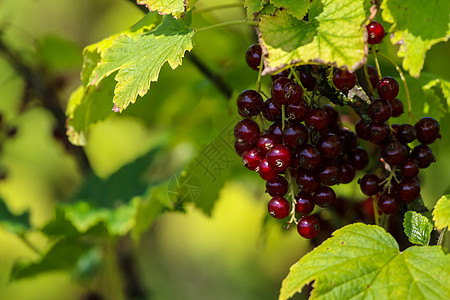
left=403, top=211, right=433, bottom=246
left=270, top=0, right=310, bottom=20
left=136, top=0, right=197, bottom=18
left=433, top=195, right=450, bottom=231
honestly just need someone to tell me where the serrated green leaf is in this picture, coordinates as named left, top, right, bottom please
left=259, top=0, right=368, bottom=75
left=245, top=0, right=267, bottom=20
left=433, top=195, right=450, bottom=231
left=403, top=211, right=434, bottom=246
left=280, top=223, right=450, bottom=300
left=0, top=197, right=31, bottom=234
left=137, top=0, right=197, bottom=18
left=423, top=79, right=450, bottom=120
left=381, top=0, right=450, bottom=78
left=89, top=13, right=194, bottom=112
left=270, top=0, right=310, bottom=20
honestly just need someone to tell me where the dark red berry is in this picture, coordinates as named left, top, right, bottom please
left=366, top=65, right=379, bottom=89
left=333, top=69, right=356, bottom=92
left=317, top=133, right=342, bottom=160
left=411, top=144, right=435, bottom=168
left=284, top=82, right=303, bottom=105
left=305, top=108, right=330, bottom=131
left=234, top=139, right=252, bottom=156
left=377, top=77, right=399, bottom=101
left=266, top=175, right=289, bottom=197
left=389, top=98, right=404, bottom=117
left=271, top=70, right=290, bottom=81
left=268, top=196, right=290, bottom=219
left=258, top=158, right=279, bottom=181
left=359, top=174, right=380, bottom=196
left=348, top=147, right=369, bottom=170
left=298, top=70, right=317, bottom=91
left=355, top=119, right=370, bottom=140
left=378, top=192, right=398, bottom=214
left=268, top=120, right=283, bottom=138
left=322, top=104, right=339, bottom=128
left=245, top=44, right=263, bottom=70
left=296, top=169, right=320, bottom=193
left=267, top=145, right=291, bottom=171
left=282, top=123, right=309, bottom=149
left=286, top=100, right=310, bottom=121
left=399, top=159, right=419, bottom=178
left=397, top=123, right=416, bottom=144
left=242, top=148, right=261, bottom=171
left=297, top=144, right=322, bottom=170
left=367, top=21, right=385, bottom=44
left=395, top=179, right=420, bottom=203
left=297, top=215, right=320, bottom=239
left=271, top=77, right=292, bottom=105
left=319, top=164, right=341, bottom=186
left=369, top=99, right=392, bottom=122
left=262, top=98, right=282, bottom=122
left=415, top=117, right=440, bottom=145
left=368, top=122, right=390, bottom=144
left=381, top=139, right=408, bottom=166
left=337, top=129, right=357, bottom=152
left=339, top=161, right=356, bottom=184
left=234, top=119, right=260, bottom=144
left=237, top=90, right=264, bottom=117
left=257, top=134, right=282, bottom=157
left=313, top=186, right=336, bottom=208
left=295, top=192, right=315, bottom=215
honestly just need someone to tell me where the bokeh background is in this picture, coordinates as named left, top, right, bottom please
left=0, top=0, right=449, bottom=299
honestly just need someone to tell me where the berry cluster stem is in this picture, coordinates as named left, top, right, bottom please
left=285, top=172, right=298, bottom=229
left=372, top=197, right=380, bottom=226
left=380, top=167, right=399, bottom=193
left=281, top=104, right=286, bottom=131
left=372, top=46, right=383, bottom=78
left=256, top=54, right=264, bottom=93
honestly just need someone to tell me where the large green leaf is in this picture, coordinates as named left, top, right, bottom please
left=433, top=195, right=450, bottom=231
left=422, top=78, right=450, bottom=121
left=270, top=0, right=310, bottom=20
left=137, top=0, right=197, bottom=18
left=403, top=211, right=433, bottom=246
left=259, top=0, right=368, bottom=75
left=381, top=0, right=450, bottom=78
left=0, top=197, right=31, bottom=235
left=280, top=223, right=450, bottom=300
left=89, top=13, right=195, bottom=112
left=244, top=0, right=267, bottom=20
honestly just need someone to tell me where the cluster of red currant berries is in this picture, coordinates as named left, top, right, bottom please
left=234, top=20, right=439, bottom=240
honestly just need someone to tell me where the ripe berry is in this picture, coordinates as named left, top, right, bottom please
left=415, top=117, right=440, bottom=145
left=295, top=192, right=315, bottom=215
left=355, top=119, right=370, bottom=140
left=297, top=215, right=320, bottom=239
left=268, top=120, right=283, bottom=137
left=234, top=139, right=252, bottom=156
left=242, top=148, right=261, bottom=171
left=395, top=179, right=420, bottom=203
left=369, top=99, right=392, bottom=122
left=377, top=77, right=399, bottom=101
left=297, top=144, right=322, bottom=170
left=317, top=133, right=342, bottom=160
left=368, top=122, right=390, bottom=144
left=348, top=147, right=369, bottom=170
left=267, top=145, right=291, bottom=171
left=268, top=196, right=290, bottom=219
left=337, top=129, right=357, bottom=152
left=284, top=82, right=303, bottom=105
left=262, top=98, right=282, bottom=122
left=271, top=70, right=290, bottom=81
left=313, top=186, right=336, bottom=208
left=389, top=98, right=404, bottom=117
left=257, top=134, right=281, bottom=157
left=266, top=175, right=289, bottom=197
left=237, top=90, right=264, bottom=117
left=298, top=69, right=317, bottom=91
left=296, top=169, right=320, bottom=193
left=305, top=108, right=330, bottom=131
left=319, top=164, right=341, bottom=186
left=245, top=44, right=263, bottom=70
left=322, top=104, right=339, bottom=128
left=367, top=21, right=385, bottom=44
left=366, top=65, right=379, bottom=89
left=381, top=139, right=408, bottom=166
left=286, top=100, right=310, bottom=121
left=234, top=119, right=260, bottom=145
left=378, top=192, right=398, bottom=214
left=333, top=69, right=356, bottom=92
left=282, top=123, right=309, bottom=149
left=271, top=77, right=292, bottom=105
left=397, top=123, right=416, bottom=144
left=359, top=174, right=380, bottom=196
left=258, top=158, right=279, bottom=181
left=411, top=144, right=435, bottom=168
left=339, top=161, right=356, bottom=184
left=399, top=159, right=419, bottom=178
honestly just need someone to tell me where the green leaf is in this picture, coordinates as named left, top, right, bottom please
left=245, top=0, right=267, bottom=20
left=259, top=0, right=368, bottom=75
left=433, top=195, right=450, bottom=231
left=89, top=13, right=195, bottom=111
left=136, top=0, right=197, bottom=18
left=280, top=223, right=450, bottom=300
left=403, top=211, right=434, bottom=246
left=422, top=78, right=450, bottom=121
left=381, top=0, right=450, bottom=78
left=0, top=197, right=31, bottom=234
left=270, top=0, right=310, bottom=20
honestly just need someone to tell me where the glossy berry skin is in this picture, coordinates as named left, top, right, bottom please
left=355, top=119, right=370, bottom=140
left=378, top=192, right=398, bottom=214
left=411, top=144, right=435, bottom=168
left=400, top=159, right=420, bottom=178
left=267, top=145, right=292, bottom=171
left=368, top=122, right=390, bottom=144
left=245, top=44, right=263, bottom=70
left=381, top=139, right=408, bottom=166
left=271, top=69, right=290, bottom=81
left=296, top=170, right=320, bottom=193
left=305, top=108, right=330, bottom=131
left=317, top=133, right=342, bottom=160
left=369, top=99, right=392, bottom=122
left=415, top=117, right=440, bottom=145
left=359, top=174, right=380, bottom=196
left=234, top=119, right=260, bottom=144
left=268, top=197, right=290, bottom=219
left=314, top=186, right=336, bottom=208
left=266, top=175, right=289, bottom=197
left=339, top=161, right=356, bottom=184
left=297, top=144, right=322, bottom=170
left=367, top=21, right=385, bottom=44
left=377, top=77, right=399, bottom=101
left=319, top=164, right=341, bottom=186
left=397, top=123, right=416, bottom=144
left=295, top=192, right=315, bottom=215
left=282, top=123, right=309, bottom=149
left=284, top=82, right=303, bottom=105
left=366, top=65, right=379, bottom=89
left=271, top=77, right=292, bottom=105
left=268, top=121, right=283, bottom=138
left=297, top=215, right=320, bottom=239
left=395, top=179, right=420, bottom=203
left=389, top=98, right=404, bottom=117
left=322, top=104, right=339, bottom=128
left=286, top=100, right=310, bottom=121
left=337, top=129, right=357, bottom=152
left=262, top=98, right=282, bottom=122
left=242, top=148, right=261, bottom=171
left=234, top=139, right=252, bottom=156
left=237, top=90, right=264, bottom=117
left=298, top=70, right=317, bottom=91
left=257, top=134, right=282, bottom=157
left=258, top=158, right=279, bottom=181
left=333, top=69, right=356, bottom=92
left=348, top=147, right=369, bottom=170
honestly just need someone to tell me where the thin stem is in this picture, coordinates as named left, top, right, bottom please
left=380, top=167, right=399, bottom=193
left=285, top=172, right=298, bottom=229
left=18, top=234, right=41, bottom=255
left=372, top=197, right=380, bottom=226
left=256, top=55, right=264, bottom=93
left=372, top=47, right=382, bottom=78
left=377, top=52, right=413, bottom=123
left=281, top=104, right=286, bottom=131
left=194, top=3, right=242, bottom=14
left=196, top=20, right=257, bottom=33
left=437, top=227, right=447, bottom=246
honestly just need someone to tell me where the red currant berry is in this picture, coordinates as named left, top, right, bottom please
left=366, top=65, right=379, bottom=89
left=339, top=161, right=356, bottom=184
left=355, top=119, right=370, bottom=140
left=348, top=147, right=369, bottom=170
left=337, top=129, right=357, bottom=152
left=395, top=179, right=420, bottom=203
left=271, top=70, right=290, bottom=81
left=284, top=82, right=303, bottom=105
left=368, top=122, right=390, bottom=144
left=266, top=175, right=289, bottom=197
left=245, top=44, right=263, bottom=70
left=297, top=144, right=322, bottom=170
left=333, top=69, right=356, bottom=92
left=296, top=169, right=320, bottom=193
left=415, top=117, right=440, bottom=145
left=271, top=77, right=292, bottom=105
left=397, top=123, right=416, bottom=144
left=322, top=104, right=339, bottom=128
left=234, top=139, right=252, bottom=156
left=367, top=21, right=385, bottom=44
left=359, top=174, right=380, bottom=196
left=305, top=108, right=330, bottom=131
left=242, top=148, right=261, bottom=171
left=298, top=69, right=317, bottom=91
left=381, top=139, right=408, bottom=166
left=319, top=164, right=341, bottom=186
left=286, top=100, right=310, bottom=121
left=411, top=144, right=435, bottom=168
left=317, top=133, right=342, bottom=160
left=268, top=196, right=290, bottom=219
left=295, top=192, right=315, bottom=215
left=237, top=90, right=264, bottom=117
left=262, top=98, right=282, bottom=122
left=297, top=215, right=320, bottom=239
left=257, top=134, right=282, bottom=157
left=234, top=119, right=260, bottom=145
left=268, top=120, right=283, bottom=138
left=399, top=159, right=420, bottom=178
left=282, top=123, right=309, bottom=149
left=258, top=158, right=279, bottom=181
left=377, top=77, right=399, bottom=101
left=267, top=145, right=292, bottom=171
left=378, top=192, right=398, bottom=214
left=389, top=98, right=404, bottom=117
left=369, top=99, right=392, bottom=122
left=313, top=186, right=336, bottom=208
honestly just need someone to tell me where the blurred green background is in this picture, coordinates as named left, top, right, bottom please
left=0, top=1, right=449, bottom=299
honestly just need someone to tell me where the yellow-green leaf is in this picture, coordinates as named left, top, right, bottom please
left=136, top=0, right=197, bottom=18
left=270, top=0, right=310, bottom=20
left=403, top=211, right=433, bottom=246
left=433, top=195, right=450, bottom=231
